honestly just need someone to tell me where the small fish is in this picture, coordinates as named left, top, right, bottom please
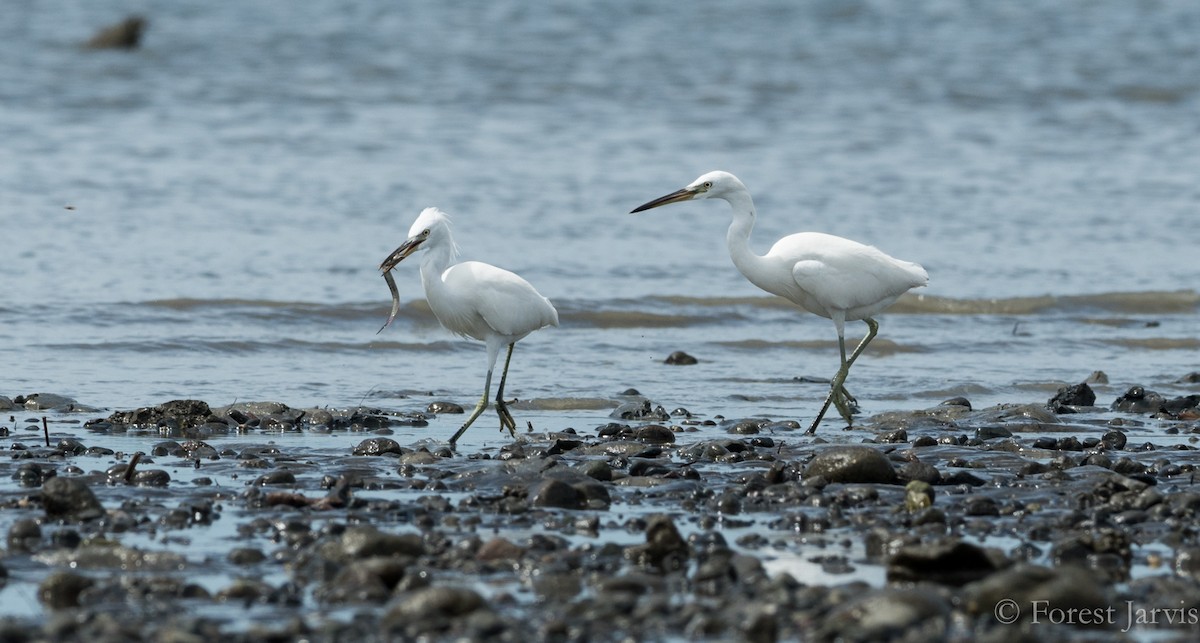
left=378, top=270, right=401, bottom=334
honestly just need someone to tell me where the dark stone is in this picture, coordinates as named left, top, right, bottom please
left=815, top=587, right=954, bottom=642
left=1112, top=386, right=1166, bottom=415
left=625, top=515, right=689, bottom=572
left=610, top=400, right=670, bottom=421
left=254, top=470, right=297, bottom=486
left=888, top=539, right=1003, bottom=586
left=940, top=397, right=972, bottom=410
left=38, top=571, right=94, bottom=609
left=664, top=351, right=698, bottom=365
left=963, top=563, right=1112, bottom=625
left=352, top=437, right=403, bottom=456
left=897, top=461, right=941, bottom=484
left=228, top=548, right=267, bottom=566
left=382, top=586, right=487, bottom=632
left=85, top=15, right=146, bottom=49
left=804, top=446, right=898, bottom=484
left=339, top=526, right=425, bottom=559
left=7, top=518, right=42, bottom=552
left=575, top=459, right=613, bottom=481
left=528, top=479, right=585, bottom=510
left=320, top=557, right=409, bottom=604
left=41, top=477, right=104, bottom=522
left=635, top=425, right=676, bottom=444
left=1049, top=382, right=1096, bottom=412
left=105, top=399, right=214, bottom=429
left=427, top=401, right=464, bottom=414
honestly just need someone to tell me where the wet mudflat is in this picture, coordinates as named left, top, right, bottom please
left=2, top=381, right=1200, bottom=642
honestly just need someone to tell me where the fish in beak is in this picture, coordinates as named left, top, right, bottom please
left=376, top=233, right=427, bottom=334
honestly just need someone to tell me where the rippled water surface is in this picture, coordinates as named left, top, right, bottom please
left=2, top=0, right=1198, bottom=447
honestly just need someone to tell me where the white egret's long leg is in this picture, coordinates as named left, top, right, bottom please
left=449, top=340, right=503, bottom=446
left=807, top=318, right=879, bottom=434
left=449, top=370, right=492, bottom=446
left=493, top=343, right=517, bottom=436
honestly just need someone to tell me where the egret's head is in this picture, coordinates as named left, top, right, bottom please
left=380, top=207, right=454, bottom=272
left=630, top=170, right=747, bottom=213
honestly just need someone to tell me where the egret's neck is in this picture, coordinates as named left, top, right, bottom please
left=418, top=241, right=457, bottom=294
left=723, top=191, right=766, bottom=282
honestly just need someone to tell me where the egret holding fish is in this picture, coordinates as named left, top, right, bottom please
left=378, top=207, right=559, bottom=446
left=631, top=171, right=927, bottom=433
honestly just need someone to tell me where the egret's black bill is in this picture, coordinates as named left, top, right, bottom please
left=630, top=188, right=694, bottom=213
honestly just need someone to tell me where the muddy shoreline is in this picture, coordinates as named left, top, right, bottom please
left=2, top=380, right=1199, bottom=642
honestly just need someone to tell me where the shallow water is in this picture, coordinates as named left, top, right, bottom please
left=2, top=3, right=1197, bottom=453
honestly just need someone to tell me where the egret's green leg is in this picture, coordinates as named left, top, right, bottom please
left=807, top=318, right=879, bottom=434
left=493, top=344, right=517, bottom=437
left=449, top=368, right=494, bottom=446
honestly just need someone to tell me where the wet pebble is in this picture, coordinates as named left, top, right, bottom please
left=427, top=401, right=463, bottom=414
left=1112, top=386, right=1166, bottom=414
left=7, top=518, right=42, bottom=552
left=1048, top=382, right=1096, bottom=412
left=664, top=351, right=698, bottom=365
left=804, top=446, right=898, bottom=484
left=41, top=477, right=104, bottom=521
left=38, top=571, right=94, bottom=609
left=635, top=424, right=676, bottom=444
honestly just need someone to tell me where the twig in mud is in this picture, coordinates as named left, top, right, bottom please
left=123, top=452, right=143, bottom=484
left=42, top=416, right=49, bottom=447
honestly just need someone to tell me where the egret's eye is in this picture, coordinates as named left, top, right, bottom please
left=423, top=228, right=431, bottom=236
left=703, top=181, right=713, bottom=189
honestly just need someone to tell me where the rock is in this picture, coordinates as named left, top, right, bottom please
left=85, top=15, right=146, bottom=49
left=635, top=424, right=676, bottom=444
left=476, top=537, right=525, bottom=562
left=7, top=518, right=42, bottom=552
left=1111, top=386, right=1165, bottom=415
left=625, top=515, right=689, bottom=572
left=427, top=401, right=464, bottom=414
left=610, top=400, right=670, bottom=421
left=528, top=479, right=585, bottom=510
left=38, top=571, right=94, bottom=609
left=104, top=399, right=214, bottom=429
left=887, top=539, right=1003, bottom=586
left=1048, top=382, right=1096, bottom=411
left=576, top=459, right=613, bottom=481
left=352, top=437, right=403, bottom=456
left=804, top=446, right=898, bottom=484
left=16, top=393, right=79, bottom=411
left=904, top=481, right=934, bottom=512
left=254, top=470, right=297, bottom=486
left=228, top=548, right=267, bottom=566
left=41, top=477, right=104, bottom=522
left=319, top=557, right=409, bottom=604
left=664, top=351, right=698, bottom=365
left=963, top=563, right=1113, bottom=625
left=382, top=586, right=488, bottom=633
left=897, top=461, right=941, bottom=484
left=338, top=526, right=425, bottom=559
left=815, top=587, right=954, bottom=642
left=940, top=396, right=972, bottom=410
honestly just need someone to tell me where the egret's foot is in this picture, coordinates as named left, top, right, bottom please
left=832, top=387, right=857, bottom=427
left=839, top=384, right=858, bottom=409
left=834, top=384, right=860, bottom=424
left=496, top=400, right=517, bottom=437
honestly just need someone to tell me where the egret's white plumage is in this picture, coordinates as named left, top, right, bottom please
left=379, top=207, right=559, bottom=445
left=632, top=171, right=927, bottom=433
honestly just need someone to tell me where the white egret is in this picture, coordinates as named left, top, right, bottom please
left=631, top=171, right=928, bottom=433
left=378, top=207, right=559, bottom=445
